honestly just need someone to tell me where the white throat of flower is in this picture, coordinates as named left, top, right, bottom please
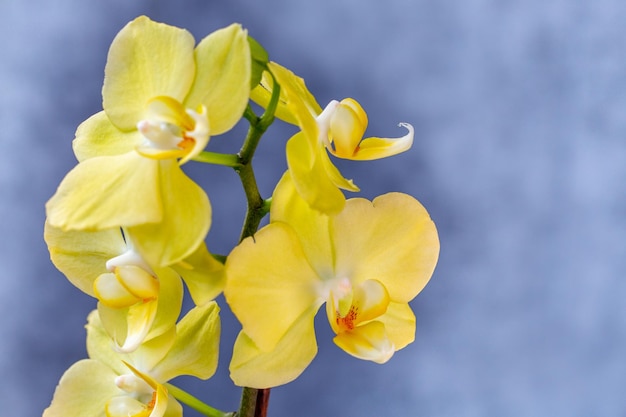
left=135, top=97, right=210, bottom=165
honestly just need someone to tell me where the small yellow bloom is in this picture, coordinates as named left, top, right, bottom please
left=43, top=303, right=221, bottom=417
left=251, top=63, right=414, bottom=214
left=46, top=16, right=251, bottom=266
left=224, top=174, right=439, bottom=388
left=44, top=222, right=224, bottom=352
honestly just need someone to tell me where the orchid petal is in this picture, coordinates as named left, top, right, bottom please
left=86, top=310, right=128, bottom=375
left=46, top=152, right=162, bottom=231
left=348, top=123, right=414, bottom=161
left=151, top=302, right=220, bottom=381
left=126, top=159, right=211, bottom=267
left=286, top=131, right=348, bottom=215
left=103, top=16, right=195, bottom=131
left=73, top=111, right=143, bottom=161
left=331, top=193, right=439, bottom=302
left=224, top=222, right=321, bottom=351
left=249, top=70, right=298, bottom=125
left=114, top=265, right=160, bottom=300
left=266, top=62, right=322, bottom=134
left=377, top=302, right=416, bottom=351
left=42, top=359, right=121, bottom=417
left=229, top=306, right=318, bottom=388
left=333, top=320, right=394, bottom=364
left=270, top=173, right=333, bottom=278
left=115, top=301, right=159, bottom=353
left=170, top=243, right=225, bottom=305
left=94, top=272, right=143, bottom=309
left=185, top=24, right=250, bottom=135
left=129, top=326, right=177, bottom=374
left=44, top=223, right=125, bottom=296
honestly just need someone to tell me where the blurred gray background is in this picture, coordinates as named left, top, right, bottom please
left=1, top=0, right=625, bottom=416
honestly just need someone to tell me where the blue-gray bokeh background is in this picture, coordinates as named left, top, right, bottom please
left=1, top=1, right=624, bottom=416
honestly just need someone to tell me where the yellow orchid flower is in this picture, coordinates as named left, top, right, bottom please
left=46, top=16, right=251, bottom=266
left=43, top=304, right=221, bottom=417
left=250, top=62, right=414, bottom=215
left=224, top=174, right=439, bottom=388
left=44, top=222, right=224, bottom=352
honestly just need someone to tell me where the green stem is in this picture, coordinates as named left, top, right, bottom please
left=233, top=71, right=281, bottom=417
left=166, top=383, right=234, bottom=417
left=236, top=162, right=269, bottom=241
left=235, top=75, right=281, bottom=244
left=193, top=151, right=242, bottom=168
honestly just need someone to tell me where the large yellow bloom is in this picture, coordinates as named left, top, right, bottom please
left=43, top=304, right=220, bottom=417
left=46, top=16, right=251, bottom=266
left=251, top=62, right=414, bottom=215
left=44, top=222, right=224, bottom=352
left=224, top=174, right=439, bottom=388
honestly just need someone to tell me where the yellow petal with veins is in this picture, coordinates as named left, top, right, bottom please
left=267, top=62, right=321, bottom=145
left=229, top=306, right=318, bottom=388
left=44, top=223, right=126, bottom=297
left=151, top=302, right=221, bottom=382
left=46, top=152, right=162, bottom=231
left=286, top=132, right=349, bottom=215
left=170, top=243, right=225, bottom=306
left=270, top=173, right=333, bottom=278
left=103, top=16, right=195, bottom=131
left=377, top=302, right=416, bottom=351
left=86, top=310, right=129, bottom=376
left=225, top=222, right=321, bottom=351
left=73, top=111, right=143, bottom=161
left=126, top=159, right=211, bottom=267
left=331, top=193, right=439, bottom=302
left=185, top=23, right=250, bottom=135
left=347, top=123, right=414, bottom=161
left=250, top=70, right=298, bottom=125
left=42, top=360, right=121, bottom=417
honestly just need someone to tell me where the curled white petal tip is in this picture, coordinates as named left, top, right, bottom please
left=398, top=122, right=414, bottom=132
